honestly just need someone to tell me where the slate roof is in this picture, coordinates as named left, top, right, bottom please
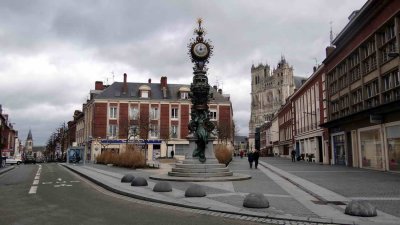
left=94, top=82, right=230, bottom=103
left=293, top=76, right=306, bottom=89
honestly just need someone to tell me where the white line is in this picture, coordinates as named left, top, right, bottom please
left=351, top=197, right=400, bottom=201
left=70, top=181, right=80, bottom=183
left=29, top=186, right=37, bottom=194
left=42, top=182, right=52, bottom=184
left=35, top=176, right=40, bottom=180
left=33, top=180, right=39, bottom=185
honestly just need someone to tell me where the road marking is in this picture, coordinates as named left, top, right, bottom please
left=70, top=181, right=80, bottom=183
left=57, top=178, right=62, bottom=181
left=42, top=182, right=52, bottom=184
left=29, top=186, right=37, bottom=194
left=54, top=184, right=73, bottom=188
left=28, top=165, right=41, bottom=194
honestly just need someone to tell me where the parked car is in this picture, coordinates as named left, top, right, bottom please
left=5, top=157, right=22, bottom=165
left=24, top=155, right=36, bottom=164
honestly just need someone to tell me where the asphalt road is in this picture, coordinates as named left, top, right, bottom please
left=0, top=163, right=264, bottom=225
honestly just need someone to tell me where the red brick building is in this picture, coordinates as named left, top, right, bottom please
left=82, top=74, right=233, bottom=161
left=0, top=104, right=18, bottom=158
left=322, top=0, right=400, bottom=171
left=277, top=101, right=294, bottom=156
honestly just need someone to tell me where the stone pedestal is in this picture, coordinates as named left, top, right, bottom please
left=150, top=135, right=251, bottom=181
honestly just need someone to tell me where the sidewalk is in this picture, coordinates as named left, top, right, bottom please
left=0, top=165, right=15, bottom=175
left=62, top=157, right=400, bottom=225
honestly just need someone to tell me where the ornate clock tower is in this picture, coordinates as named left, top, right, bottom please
left=187, top=18, right=215, bottom=163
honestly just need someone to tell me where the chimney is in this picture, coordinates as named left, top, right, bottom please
left=0, top=104, right=2, bottom=115
left=213, top=85, right=217, bottom=90
left=326, top=46, right=335, bottom=57
left=122, top=73, right=128, bottom=94
left=218, top=89, right=222, bottom=94
left=95, top=81, right=104, bottom=90
left=160, top=77, right=168, bottom=98
left=148, top=78, right=151, bottom=84
left=160, top=76, right=167, bottom=89
left=313, top=66, right=317, bottom=72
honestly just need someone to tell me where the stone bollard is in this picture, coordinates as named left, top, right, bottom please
left=345, top=200, right=377, bottom=217
left=131, top=176, right=148, bottom=186
left=243, top=193, right=269, bottom=208
left=185, top=184, right=206, bottom=197
left=153, top=181, right=172, bottom=192
left=121, top=174, right=135, bottom=183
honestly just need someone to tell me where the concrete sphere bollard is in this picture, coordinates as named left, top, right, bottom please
left=121, top=174, right=135, bottom=183
left=131, top=176, right=148, bottom=186
left=243, top=193, right=269, bottom=208
left=185, top=184, right=206, bottom=197
left=345, top=200, right=377, bottom=217
left=153, top=181, right=172, bottom=192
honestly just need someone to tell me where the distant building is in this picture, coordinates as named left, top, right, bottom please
left=82, top=74, right=233, bottom=162
left=25, top=129, right=33, bottom=154
left=0, top=104, right=18, bottom=158
left=249, top=57, right=303, bottom=147
left=233, top=136, right=248, bottom=155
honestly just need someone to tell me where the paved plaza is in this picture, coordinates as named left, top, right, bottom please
left=62, top=157, right=400, bottom=225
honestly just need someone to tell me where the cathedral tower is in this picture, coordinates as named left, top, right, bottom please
left=248, top=56, right=298, bottom=147
left=25, top=129, right=33, bottom=153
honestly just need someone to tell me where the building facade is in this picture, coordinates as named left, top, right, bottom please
left=322, top=0, right=400, bottom=171
left=82, top=74, right=233, bottom=162
left=0, top=104, right=18, bottom=158
left=292, top=65, right=330, bottom=164
left=278, top=101, right=294, bottom=157
left=249, top=57, right=302, bottom=146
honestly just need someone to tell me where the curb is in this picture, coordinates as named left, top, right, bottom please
left=0, top=166, right=15, bottom=175
left=62, top=164, right=346, bottom=224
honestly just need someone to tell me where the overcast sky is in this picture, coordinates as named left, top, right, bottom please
left=0, top=0, right=366, bottom=146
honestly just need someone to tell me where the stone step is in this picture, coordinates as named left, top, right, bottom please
left=168, top=171, right=234, bottom=177
left=182, top=159, right=220, bottom=164
left=175, top=163, right=226, bottom=169
left=171, top=167, right=230, bottom=173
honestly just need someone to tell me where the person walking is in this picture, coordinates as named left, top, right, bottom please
left=239, top=150, right=244, bottom=159
left=253, top=149, right=260, bottom=169
left=170, top=150, right=174, bottom=159
left=248, top=151, right=254, bottom=169
left=291, top=149, right=296, bottom=162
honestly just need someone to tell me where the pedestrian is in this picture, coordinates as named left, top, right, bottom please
left=170, top=150, right=174, bottom=159
left=253, top=149, right=260, bottom=169
left=239, top=150, right=244, bottom=159
left=291, top=149, right=296, bottom=162
left=248, top=151, right=254, bottom=169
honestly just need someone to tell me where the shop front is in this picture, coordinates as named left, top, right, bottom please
left=385, top=122, right=400, bottom=172
left=358, top=126, right=384, bottom=170
left=331, top=132, right=346, bottom=165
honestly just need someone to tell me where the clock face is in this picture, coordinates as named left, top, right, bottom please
left=193, top=43, right=208, bottom=58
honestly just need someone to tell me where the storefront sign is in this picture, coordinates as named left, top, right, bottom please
left=370, top=114, right=382, bottom=124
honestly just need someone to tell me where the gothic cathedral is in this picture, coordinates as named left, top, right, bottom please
left=248, top=56, right=300, bottom=145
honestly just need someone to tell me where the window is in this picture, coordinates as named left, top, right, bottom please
left=171, top=125, right=178, bottom=138
left=171, top=108, right=178, bottom=119
left=129, top=107, right=139, bottom=120
left=181, top=92, right=189, bottom=99
left=128, top=125, right=138, bottom=138
left=209, top=109, right=217, bottom=120
left=365, top=80, right=379, bottom=98
left=150, top=107, right=159, bottom=120
left=141, top=91, right=149, bottom=98
left=109, top=106, right=117, bottom=119
left=149, top=124, right=159, bottom=138
left=109, top=125, right=118, bottom=138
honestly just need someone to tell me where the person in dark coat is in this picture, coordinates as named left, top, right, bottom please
left=253, top=150, right=260, bottom=169
left=248, top=152, right=254, bottom=169
left=291, top=150, right=296, bottom=162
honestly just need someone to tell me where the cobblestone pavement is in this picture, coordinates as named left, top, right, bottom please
left=259, top=157, right=400, bottom=217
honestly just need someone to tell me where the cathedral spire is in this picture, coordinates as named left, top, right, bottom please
left=27, top=129, right=32, bottom=140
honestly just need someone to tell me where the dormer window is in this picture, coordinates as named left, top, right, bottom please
left=139, top=85, right=151, bottom=98
left=181, top=92, right=189, bottom=99
left=179, top=86, right=190, bottom=99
